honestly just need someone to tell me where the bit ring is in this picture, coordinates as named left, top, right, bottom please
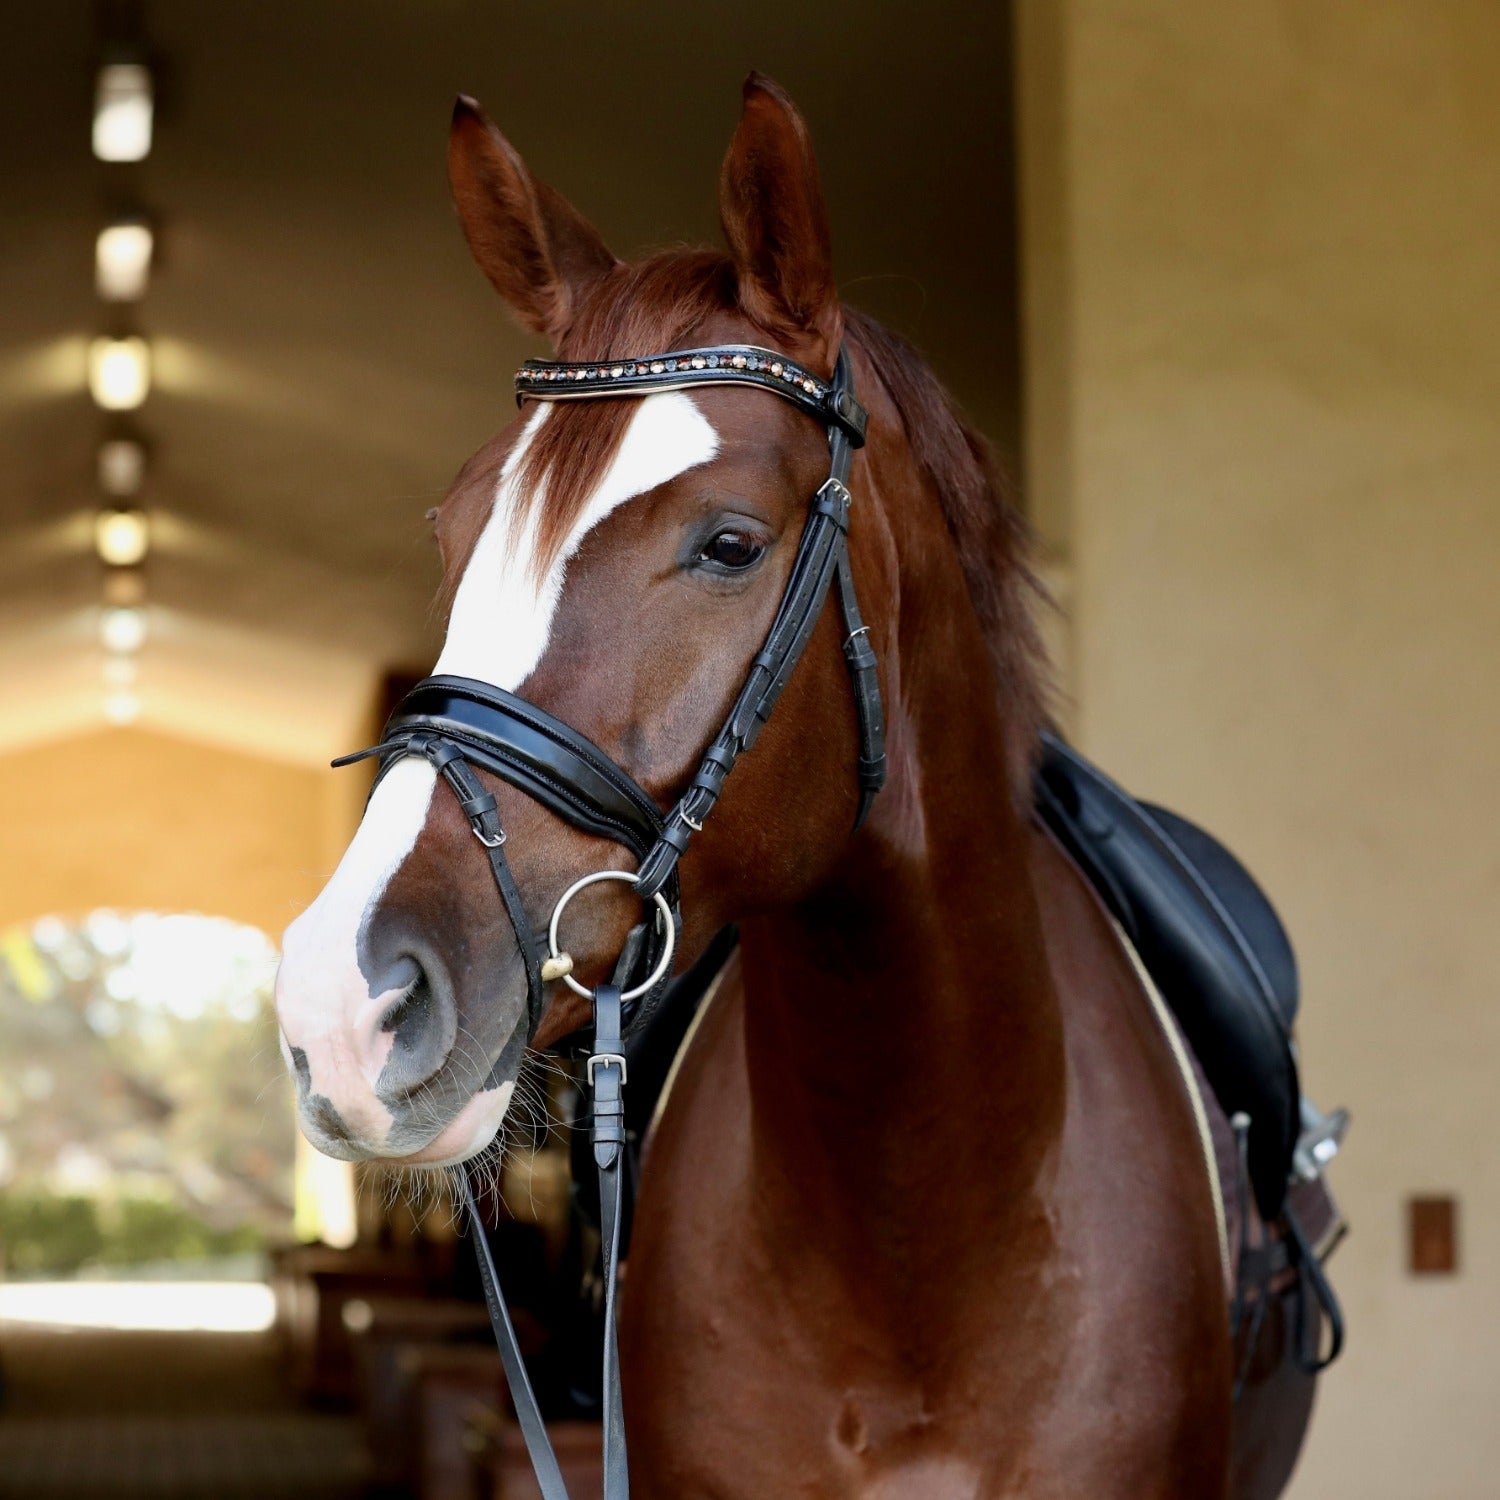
left=547, top=870, right=676, bottom=1002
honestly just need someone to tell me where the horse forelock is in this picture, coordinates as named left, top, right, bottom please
left=515, top=250, right=740, bottom=583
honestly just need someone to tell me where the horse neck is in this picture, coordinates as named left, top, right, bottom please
left=737, top=461, right=1065, bottom=1272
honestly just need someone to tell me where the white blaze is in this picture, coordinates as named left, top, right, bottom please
left=278, top=391, right=719, bottom=1157
left=278, top=757, right=437, bottom=1140
left=434, top=392, right=719, bottom=686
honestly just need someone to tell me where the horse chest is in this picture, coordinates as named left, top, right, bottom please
left=623, top=987, right=1073, bottom=1496
left=623, top=926, right=1234, bottom=1498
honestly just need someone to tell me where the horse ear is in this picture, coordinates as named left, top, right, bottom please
left=448, top=95, right=617, bottom=343
left=718, top=73, right=839, bottom=346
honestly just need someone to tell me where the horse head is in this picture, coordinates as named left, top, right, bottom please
left=274, top=76, right=904, bottom=1167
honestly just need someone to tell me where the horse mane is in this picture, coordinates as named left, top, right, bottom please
left=512, top=249, right=1049, bottom=798
left=843, top=308, right=1050, bottom=802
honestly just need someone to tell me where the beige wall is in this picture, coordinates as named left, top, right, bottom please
left=1017, top=3, right=1500, bottom=1494
left=0, top=727, right=337, bottom=941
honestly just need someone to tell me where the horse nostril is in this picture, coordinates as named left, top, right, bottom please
left=379, top=961, right=429, bottom=1036
left=373, top=954, right=458, bottom=1097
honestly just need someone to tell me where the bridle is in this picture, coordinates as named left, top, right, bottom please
left=333, top=340, right=885, bottom=1498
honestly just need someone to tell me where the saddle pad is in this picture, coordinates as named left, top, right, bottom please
left=1111, top=918, right=1232, bottom=1289
left=1034, top=733, right=1301, bottom=1220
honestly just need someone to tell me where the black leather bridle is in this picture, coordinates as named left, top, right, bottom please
left=333, top=341, right=885, bottom=1498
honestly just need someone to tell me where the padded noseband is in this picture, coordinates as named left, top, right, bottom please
left=341, top=676, right=667, bottom=867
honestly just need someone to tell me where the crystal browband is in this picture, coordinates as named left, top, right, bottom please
left=515, top=343, right=868, bottom=446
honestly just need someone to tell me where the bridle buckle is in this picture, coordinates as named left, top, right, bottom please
left=587, top=1052, right=629, bottom=1086
left=470, top=820, right=506, bottom=849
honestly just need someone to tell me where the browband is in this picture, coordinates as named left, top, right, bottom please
left=516, top=343, right=869, bottom=447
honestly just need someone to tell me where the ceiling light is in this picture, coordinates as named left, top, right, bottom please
left=88, top=336, right=151, bottom=411
left=93, top=63, right=153, bottom=162
left=98, top=437, right=147, bottom=496
left=100, top=606, right=147, bottom=654
left=96, top=222, right=153, bottom=301
left=102, top=655, right=138, bottom=688
left=103, top=690, right=141, bottom=725
left=95, top=507, right=149, bottom=566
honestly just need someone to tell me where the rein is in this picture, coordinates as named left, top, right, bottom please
left=333, top=341, right=885, bottom=1498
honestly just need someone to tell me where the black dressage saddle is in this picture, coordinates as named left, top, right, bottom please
left=609, top=733, right=1302, bottom=1227
left=1033, top=731, right=1300, bottom=1220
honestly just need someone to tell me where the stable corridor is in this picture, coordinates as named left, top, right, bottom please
left=0, top=1326, right=367, bottom=1500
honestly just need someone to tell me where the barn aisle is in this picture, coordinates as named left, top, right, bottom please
left=0, top=1325, right=369, bottom=1499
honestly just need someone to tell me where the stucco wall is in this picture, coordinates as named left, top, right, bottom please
left=1017, top=3, right=1500, bottom=1494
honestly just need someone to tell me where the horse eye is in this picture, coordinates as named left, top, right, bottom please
left=699, top=529, right=765, bottom=572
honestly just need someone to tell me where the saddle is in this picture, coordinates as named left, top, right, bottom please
left=1033, top=732, right=1300, bottom=1220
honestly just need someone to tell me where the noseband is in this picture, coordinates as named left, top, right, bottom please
left=333, top=341, right=885, bottom=1499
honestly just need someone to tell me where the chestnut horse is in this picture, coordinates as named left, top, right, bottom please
left=276, top=76, right=1320, bottom=1497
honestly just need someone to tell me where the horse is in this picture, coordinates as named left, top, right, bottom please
left=274, top=74, right=1332, bottom=1498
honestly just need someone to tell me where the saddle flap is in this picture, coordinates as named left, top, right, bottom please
left=1140, top=802, right=1299, bottom=1032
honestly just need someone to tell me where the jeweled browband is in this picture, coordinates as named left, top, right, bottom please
left=516, top=343, right=869, bottom=446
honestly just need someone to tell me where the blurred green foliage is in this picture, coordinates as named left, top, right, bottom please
left=0, top=1189, right=266, bottom=1275
left=0, top=912, right=296, bottom=1274
left=0, top=1192, right=103, bottom=1274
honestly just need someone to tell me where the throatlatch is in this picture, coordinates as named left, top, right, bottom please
left=332, top=342, right=884, bottom=1499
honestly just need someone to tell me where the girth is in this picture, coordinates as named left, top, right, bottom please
left=332, top=340, right=886, bottom=1500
